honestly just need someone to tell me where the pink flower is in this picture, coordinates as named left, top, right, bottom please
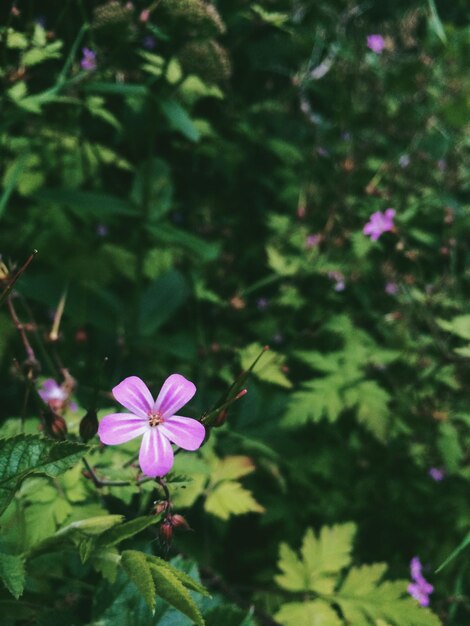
left=39, top=379, right=68, bottom=406
left=407, top=557, right=434, bottom=607
left=367, top=34, right=385, bottom=54
left=429, top=467, right=445, bottom=482
left=363, top=209, right=396, bottom=241
left=385, top=281, right=398, bottom=295
left=306, top=234, right=321, bottom=248
left=98, top=375, right=205, bottom=477
left=80, top=48, right=97, bottom=71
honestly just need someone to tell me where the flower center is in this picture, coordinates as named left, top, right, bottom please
left=148, top=411, right=163, bottom=427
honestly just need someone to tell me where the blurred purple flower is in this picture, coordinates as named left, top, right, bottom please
left=39, top=379, right=68, bottom=405
left=408, top=557, right=434, bottom=607
left=143, top=35, right=156, bottom=50
left=367, top=34, right=385, bottom=54
left=399, top=154, right=410, bottom=168
left=342, top=131, right=351, bottom=142
left=437, top=159, right=447, bottom=171
left=272, top=333, right=283, bottom=344
left=328, top=271, right=345, bottom=292
left=429, top=467, right=445, bottom=482
left=385, top=281, right=398, bottom=295
left=98, top=375, right=205, bottom=477
left=256, top=297, right=269, bottom=310
left=306, top=234, right=321, bottom=249
left=317, top=147, right=329, bottom=157
left=81, top=48, right=97, bottom=71
left=363, top=209, right=395, bottom=241
left=96, top=224, right=109, bottom=237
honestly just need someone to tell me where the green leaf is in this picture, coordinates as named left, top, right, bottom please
left=146, top=554, right=210, bottom=597
left=139, top=269, right=190, bottom=335
left=436, top=530, right=470, bottom=572
left=205, top=481, right=265, bottom=520
left=0, top=553, right=26, bottom=599
left=0, top=435, right=87, bottom=515
left=121, top=550, right=156, bottom=611
left=437, top=315, right=470, bottom=340
left=275, top=524, right=356, bottom=594
left=35, top=188, right=138, bottom=220
left=349, top=380, right=391, bottom=442
left=275, top=600, right=342, bottom=626
left=239, top=343, right=292, bottom=388
left=336, top=564, right=441, bottom=626
left=98, top=516, right=162, bottom=548
left=149, top=562, right=205, bottom=626
left=210, top=456, right=256, bottom=484
left=160, top=99, right=200, bottom=142
left=266, top=246, right=300, bottom=276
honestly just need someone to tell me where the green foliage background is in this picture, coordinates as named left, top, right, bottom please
left=0, top=0, right=469, bottom=624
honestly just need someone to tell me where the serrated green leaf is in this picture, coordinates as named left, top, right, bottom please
left=336, top=565, right=441, bottom=626
left=146, top=554, right=210, bottom=597
left=351, top=380, right=391, bottom=442
left=121, top=550, right=156, bottom=611
left=149, top=562, right=205, bottom=626
left=0, top=435, right=87, bottom=515
left=276, top=524, right=356, bottom=593
left=239, top=343, right=292, bottom=388
left=437, top=315, right=470, bottom=340
left=0, top=553, right=26, bottom=599
left=205, top=481, right=265, bottom=520
left=210, top=456, right=256, bottom=484
left=275, top=600, right=342, bottom=626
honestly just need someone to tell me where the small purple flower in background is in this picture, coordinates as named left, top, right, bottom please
left=98, top=374, right=205, bottom=477
left=367, top=34, right=385, bottom=54
left=143, top=35, right=156, bottom=50
left=342, top=131, right=351, bottom=142
left=385, top=281, right=398, bottom=295
left=437, top=159, right=447, bottom=172
left=96, top=224, right=109, bottom=237
left=306, top=234, right=321, bottom=249
left=408, top=557, right=434, bottom=607
left=429, top=467, right=445, bottom=482
left=399, top=154, right=410, bottom=168
left=317, top=147, right=329, bottom=157
left=272, top=333, right=283, bottom=344
left=81, top=48, right=97, bottom=71
left=256, top=297, right=269, bottom=310
left=39, top=379, right=68, bottom=406
left=328, top=271, right=345, bottom=292
left=139, top=8, right=150, bottom=23
left=363, top=209, right=396, bottom=241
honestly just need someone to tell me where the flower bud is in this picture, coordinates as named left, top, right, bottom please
left=170, top=514, right=190, bottom=530
left=42, top=407, right=68, bottom=440
left=160, top=520, right=173, bottom=544
left=153, top=500, right=169, bottom=516
left=79, top=409, right=99, bottom=442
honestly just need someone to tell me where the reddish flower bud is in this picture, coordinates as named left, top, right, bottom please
left=160, top=520, right=173, bottom=544
left=42, top=407, right=68, bottom=440
left=170, top=514, right=190, bottom=530
left=153, top=500, right=169, bottom=516
left=79, top=409, right=99, bottom=442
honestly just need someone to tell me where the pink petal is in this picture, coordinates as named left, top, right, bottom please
left=154, top=374, right=196, bottom=418
left=159, top=416, right=205, bottom=451
left=112, top=376, right=154, bottom=418
left=98, top=413, right=148, bottom=445
left=139, top=428, right=174, bottom=477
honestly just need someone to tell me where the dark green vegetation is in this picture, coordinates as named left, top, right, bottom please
left=0, top=1, right=469, bottom=624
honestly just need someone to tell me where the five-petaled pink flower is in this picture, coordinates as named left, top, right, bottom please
left=407, top=556, right=434, bottom=607
left=363, top=209, right=396, bottom=241
left=98, top=374, right=205, bottom=477
left=367, top=34, right=385, bottom=54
